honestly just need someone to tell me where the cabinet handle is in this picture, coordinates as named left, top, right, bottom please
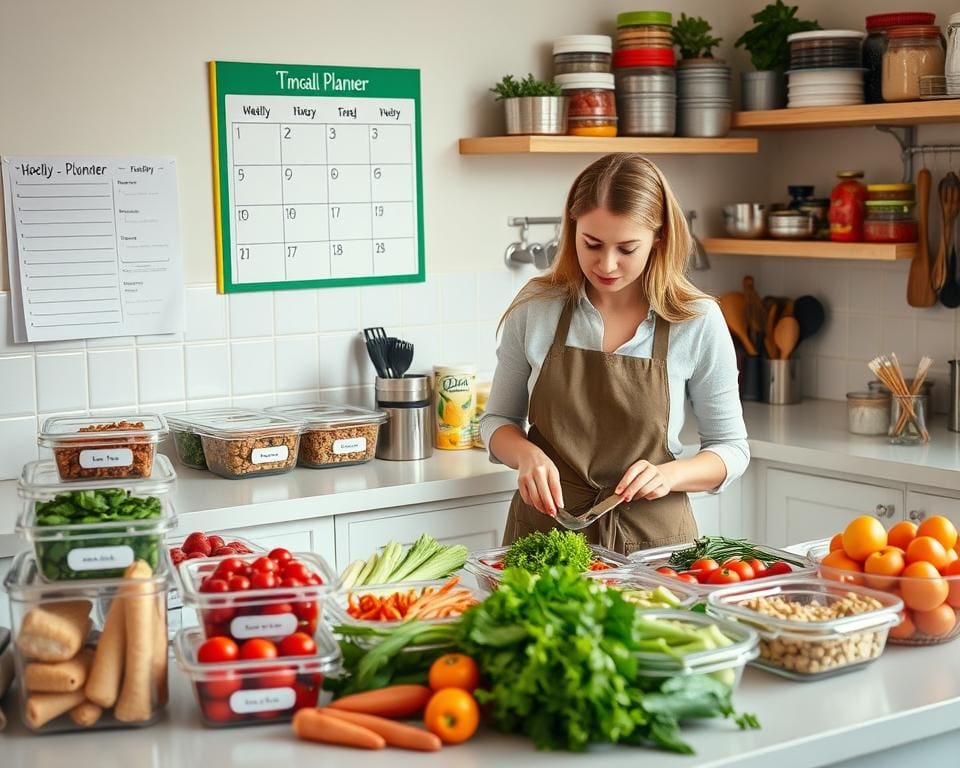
left=874, top=504, right=895, bottom=519
left=909, top=509, right=926, bottom=522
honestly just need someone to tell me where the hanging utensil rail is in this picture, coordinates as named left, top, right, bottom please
left=876, top=125, right=960, bottom=182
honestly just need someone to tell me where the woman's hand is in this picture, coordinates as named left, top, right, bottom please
left=517, top=446, right=564, bottom=517
left=615, top=460, right=674, bottom=502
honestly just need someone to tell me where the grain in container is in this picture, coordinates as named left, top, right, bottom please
left=864, top=12, right=937, bottom=102
left=555, top=72, right=617, bottom=136
left=846, top=391, right=891, bottom=435
left=882, top=25, right=945, bottom=102
left=553, top=34, right=612, bottom=74
left=267, top=403, right=386, bottom=468
left=615, top=10, right=674, bottom=50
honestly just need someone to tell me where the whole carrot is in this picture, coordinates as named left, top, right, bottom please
left=319, top=708, right=442, bottom=752
left=292, top=708, right=385, bottom=750
left=330, top=685, right=432, bottom=718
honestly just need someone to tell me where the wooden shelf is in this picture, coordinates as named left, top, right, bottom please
left=702, top=238, right=916, bottom=261
left=458, top=135, right=759, bottom=155
left=731, top=100, right=960, bottom=130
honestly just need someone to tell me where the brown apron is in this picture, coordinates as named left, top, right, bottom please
left=502, top=298, right=697, bottom=555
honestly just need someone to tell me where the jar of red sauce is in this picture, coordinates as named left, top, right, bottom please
left=863, top=200, right=918, bottom=243
left=555, top=73, right=617, bottom=136
left=829, top=170, right=867, bottom=242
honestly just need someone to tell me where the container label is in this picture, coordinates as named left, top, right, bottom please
left=230, top=612, right=297, bottom=639
left=333, top=437, right=366, bottom=455
left=229, top=687, right=296, bottom=714
left=79, top=448, right=134, bottom=468
left=251, top=445, right=289, bottom=464
left=67, top=545, right=135, bottom=571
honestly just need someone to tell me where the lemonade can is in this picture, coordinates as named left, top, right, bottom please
left=434, top=364, right=477, bottom=450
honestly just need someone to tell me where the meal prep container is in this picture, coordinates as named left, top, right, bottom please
left=17, top=456, right=177, bottom=582
left=633, top=608, right=759, bottom=691
left=584, top=569, right=699, bottom=608
left=266, top=403, right=386, bottom=468
left=177, top=551, right=337, bottom=642
left=464, top=543, right=631, bottom=592
left=706, top=577, right=903, bottom=680
left=165, top=409, right=241, bottom=470
left=38, top=414, right=167, bottom=481
left=4, top=550, right=170, bottom=734
left=808, top=540, right=960, bottom=646
left=629, top=541, right=816, bottom=596
left=171, top=409, right=305, bottom=479
left=174, top=624, right=342, bottom=728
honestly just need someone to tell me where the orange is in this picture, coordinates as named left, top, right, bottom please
left=842, top=516, right=887, bottom=561
left=916, top=516, right=958, bottom=551
left=820, top=549, right=864, bottom=584
left=889, top=609, right=916, bottom=640
left=428, top=654, right=480, bottom=693
left=829, top=533, right=844, bottom=552
left=943, top=559, right=960, bottom=608
left=900, top=561, right=949, bottom=612
left=913, top=604, right=957, bottom=638
left=864, top=547, right=905, bottom=590
left=886, top=521, right=918, bottom=551
left=943, top=548, right=959, bottom=570
left=905, top=536, right=950, bottom=570
left=423, top=688, right=480, bottom=744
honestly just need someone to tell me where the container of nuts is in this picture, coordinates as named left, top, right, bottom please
left=706, top=577, right=903, bottom=681
left=38, top=414, right=167, bottom=481
left=266, top=404, right=386, bottom=469
left=174, top=409, right=305, bottom=480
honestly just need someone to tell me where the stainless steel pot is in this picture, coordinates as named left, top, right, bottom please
left=503, top=96, right=569, bottom=135
left=677, top=104, right=732, bottom=137
left=723, top=203, right=767, bottom=238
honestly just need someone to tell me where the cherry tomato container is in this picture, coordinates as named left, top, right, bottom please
left=628, top=541, right=816, bottom=596
left=174, top=624, right=342, bottom=728
left=583, top=569, right=700, bottom=608
left=464, top=544, right=631, bottom=592
left=177, top=551, right=337, bottom=642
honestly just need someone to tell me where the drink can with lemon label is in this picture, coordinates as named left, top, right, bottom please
left=434, top=364, right=476, bottom=450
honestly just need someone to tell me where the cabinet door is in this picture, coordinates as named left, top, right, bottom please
left=766, top=469, right=903, bottom=547
left=690, top=493, right=721, bottom=537
left=906, top=491, right=960, bottom=529
left=0, top=556, right=11, bottom=629
left=232, top=518, right=336, bottom=569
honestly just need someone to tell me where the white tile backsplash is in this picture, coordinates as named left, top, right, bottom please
left=360, top=284, right=403, bottom=329
left=319, top=333, right=365, bottom=388
left=0, top=355, right=35, bottom=417
left=87, top=348, right=137, bottom=409
left=849, top=268, right=883, bottom=314
left=230, top=292, right=274, bottom=338
left=0, top=417, right=38, bottom=479
left=317, top=287, right=360, bottom=332
left=275, top=290, right=319, bottom=336
left=440, top=273, right=478, bottom=324
left=231, top=340, right=276, bottom=395
left=35, top=353, right=87, bottom=413
left=401, top=277, right=440, bottom=327
left=138, top=346, right=185, bottom=404
left=276, top=336, right=320, bottom=391
left=186, top=285, right=228, bottom=341
left=399, top=325, right=441, bottom=376
left=441, top=323, right=480, bottom=366
left=880, top=316, right=919, bottom=367
left=476, top=271, right=516, bottom=323
left=185, top=344, right=231, bottom=400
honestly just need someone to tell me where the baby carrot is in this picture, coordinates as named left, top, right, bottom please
left=292, top=709, right=385, bottom=750
left=319, top=709, right=442, bottom=752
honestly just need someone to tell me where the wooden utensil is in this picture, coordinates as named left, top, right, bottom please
left=719, top=292, right=758, bottom=356
left=742, top=276, right=764, bottom=347
left=782, top=298, right=795, bottom=318
left=933, top=172, right=960, bottom=291
left=941, top=245, right=960, bottom=308
left=763, top=302, right=780, bottom=359
left=907, top=168, right=937, bottom=307
left=774, top=317, right=800, bottom=360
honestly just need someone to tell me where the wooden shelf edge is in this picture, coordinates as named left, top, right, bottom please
left=458, top=135, right=759, bottom=155
left=701, top=238, right=916, bottom=261
left=731, top=100, right=960, bottom=130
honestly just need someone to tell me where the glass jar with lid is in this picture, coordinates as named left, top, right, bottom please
left=863, top=12, right=936, bottom=103
left=615, top=10, right=674, bottom=50
left=847, top=391, right=891, bottom=436
left=863, top=200, right=918, bottom=243
left=555, top=73, right=617, bottom=136
left=553, top=35, right=613, bottom=75
left=947, top=12, right=960, bottom=95
left=867, top=183, right=915, bottom=202
left=882, top=25, right=945, bottom=102
left=829, top=171, right=867, bottom=242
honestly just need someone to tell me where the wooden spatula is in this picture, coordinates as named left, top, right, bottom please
left=719, top=292, right=758, bottom=357
left=907, top=168, right=937, bottom=307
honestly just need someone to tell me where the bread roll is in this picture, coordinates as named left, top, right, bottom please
left=24, top=648, right=93, bottom=692
left=17, top=601, right=91, bottom=662
left=114, top=560, right=156, bottom=723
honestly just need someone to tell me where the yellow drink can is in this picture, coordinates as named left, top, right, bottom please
left=434, top=364, right=477, bottom=450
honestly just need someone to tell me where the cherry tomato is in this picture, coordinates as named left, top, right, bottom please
left=724, top=561, right=756, bottom=581
left=251, top=571, right=278, bottom=590
left=306, top=573, right=323, bottom=586
left=746, top=559, right=767, bottom=577
left=202, top=697, right=235, bottom=723
left=252, top=557, right=279, bottom=574
left=280, top=577, right=303, bottom=589
left=252, top=666, right=296, bottom=689
left=200, top=577, right=230, bottom=594
left=765, top=562, right=793, bottom=577
left=492, top=561, right=504, bottom=570
left=279, top=631, right=317, bottom=657
left=691, top=558, right=720, bottom=574
left=294, top=600, right=318, bottom=623
left=202, top=670, right=242, bottom=699
left=215, top=558, right=247, bottom=577
left=259, top=602, right=293, bottom=615
left=282, top=561, right=311, bottom=582
left=240, top=638, right=278, bottom=661
left=198, top=636, right=240, bottom=664
left=695, top=569, right=716, bottom=584
left=675, top=572, right=699, bottom=584
left=708, top=568, right=741, bottom=585
left=655, top=566, right=677, bottom=578
left=227, top=575, right=251, bottom=591
left=293, top=679, right=320, bottom=709
left=268, top=547, right=294, bottom=563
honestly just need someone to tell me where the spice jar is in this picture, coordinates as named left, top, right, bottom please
left=615, top=11, right=674, bottom=50
left=947, top=12, right=960, bottom=95
left=847, top=391, right=891, bottom=436
left=864, top=200, right=919, bottom=243
left=555, top=73, right=617, bottom=136
left=553, top=35, right=613, bottom=75
left=867, top=183, right=915, bottom=202
left=863, top=12, right=937, bottom=103
left=829, top=171, right=867, bottom=242
left=882, top=25, right=945, bottom=102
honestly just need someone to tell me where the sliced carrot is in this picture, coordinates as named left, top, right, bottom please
left=292, top=709, right=386, bottom=750
left=319, top=709, right=442, bottom=752
left=330, top=685, right=433, bottom=718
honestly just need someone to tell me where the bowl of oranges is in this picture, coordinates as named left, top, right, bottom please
left=807, top=515, right=960, bottom=646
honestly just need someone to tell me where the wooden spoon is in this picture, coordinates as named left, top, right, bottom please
left=763, top=302, right=780, bottom=359
left=742, top=276, right=764, bottom=344
left=774, top=317, right=800, bottom=360
left=719, top=292, right=758, bottom=356
left=907, top=168, right=937, bottom=307
left=933, top=172, right=960, bottom=291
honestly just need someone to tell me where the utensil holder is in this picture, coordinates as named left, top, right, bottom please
left=375, top=376, right=434, bottom=461
left=949, top=359, right=960, bottom=433
left=739, top=354, right=763, bottom=402
left=762, top=358, right=801, bottom=405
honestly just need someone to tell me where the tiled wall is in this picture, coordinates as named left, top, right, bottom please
left=0, top=267, right=530, bottom=480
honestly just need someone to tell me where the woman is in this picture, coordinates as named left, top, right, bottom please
left=480, top=154, right=748, bottom=555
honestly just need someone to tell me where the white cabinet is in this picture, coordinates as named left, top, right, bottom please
left=765, top=469, right=902, bottom=547
left=690, top=493, right=721, bottom=537
left=906, top=490, right=960, bottom=529
left=0, top=556, right=11, bottom=629
left=228, top=519, right=336, bottom=569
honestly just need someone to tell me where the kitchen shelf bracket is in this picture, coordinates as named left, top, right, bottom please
left=876, top=124, right=960, bottom=182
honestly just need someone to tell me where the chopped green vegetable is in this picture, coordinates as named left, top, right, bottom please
left=620, top=584, right=683, bottom=609
left=342, top=535, right=468, bottom=587
left=173, top=430, right=207, bottom=469
left=502, top=529, right=593, bottom=573
left=666, top=536, right=805, bottom=570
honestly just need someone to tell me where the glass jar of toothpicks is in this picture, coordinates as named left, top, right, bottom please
left=868, top=354, right=932, bottom=445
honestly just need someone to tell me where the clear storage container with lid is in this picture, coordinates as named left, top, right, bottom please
left=946, top=12, right=960, bottom=94
left=616, top=10, right=673, bottom=50
left=555, top=72, right=617, bottom=135
left=166, top=408, right=241, bottom=470
left=266, top=403, right=386, bottom=468
left=5, top=550, right=170, bottom=733
left=864, top=12, right=937, bottom=102
left=867, top=182, right=915, bottom=201
left=17, top=455, right=177, bottom=582
left=464, top=543, right=631, bottom=592
left=846, top=391, right=891, bottom=435
left=169, top=409, right=305, bottom=479
left=39, top=414, right=167, bottom=482
left=863, top=200, right=918, bottom=243
left=553, top=34, right=612, bottom=74
left=584, top=569, right=700, bottom=608
left=174, top=624, right=342, bottom=727
left=883, top=25, right=945, bottom=101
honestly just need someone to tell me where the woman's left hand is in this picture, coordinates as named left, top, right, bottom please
left=615, top=460, right=674, bottom=502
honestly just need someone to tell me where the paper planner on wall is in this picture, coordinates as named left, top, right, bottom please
left=209, top=60, right=425, bottom=293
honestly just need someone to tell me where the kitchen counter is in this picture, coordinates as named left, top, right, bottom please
left=3, top=641, right=959, bottom=767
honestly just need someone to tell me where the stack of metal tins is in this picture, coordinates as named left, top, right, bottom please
left=614, top=11, right=677, bottom=136
left=676, top=60, right=732, bottom=137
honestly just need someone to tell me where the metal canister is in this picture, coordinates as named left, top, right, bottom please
left=949, top=360, right=960, bottom=432
left=375, top=376, right=433, bottom=461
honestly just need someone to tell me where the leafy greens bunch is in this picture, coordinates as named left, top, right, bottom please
left=734, top=0, right=820, bottom=71
left=502, top=529, right=594, bottom=573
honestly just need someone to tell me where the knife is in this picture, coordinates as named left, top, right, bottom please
left=555, top=494, right=625, bottom=531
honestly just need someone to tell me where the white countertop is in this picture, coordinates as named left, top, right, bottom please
left=3, top=641, right=959, bottom=767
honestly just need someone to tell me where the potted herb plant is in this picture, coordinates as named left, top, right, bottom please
left=734, top=0, right=820, bottom=110
left=672, top=14, right=732, bottom=137
left=491, top=74, right=567, bottom=135
left=673, top=13, right=723, bottom=64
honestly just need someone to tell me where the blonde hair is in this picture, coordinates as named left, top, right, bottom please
left=501, top=153, right=711, bottom=328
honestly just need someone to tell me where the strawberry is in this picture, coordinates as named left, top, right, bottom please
left=228, top=541, right=253, bottom=554
left=211, top=546, right=237, bottom=557
left=182, top=532, right=211, bottom=556
left=185, top=551, right=207, bottom=560
left=169, top=547, right=186, bottom=565
left=207, top=535, right=226, bottom=551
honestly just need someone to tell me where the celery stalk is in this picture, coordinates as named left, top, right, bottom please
left=356, top=551, right=380, bottom=586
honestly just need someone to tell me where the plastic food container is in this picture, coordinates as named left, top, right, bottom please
left=38, top=414, right=167, bottom=481
left=584, top=569, right=699, bottom=608
left=867, top=183, right=916, bottom=202
left=171, top=409, right=305, bottom=479
left=16, top=456, right=177, bottom=582
left=464, top=543, right=631, bottom=592
left=4, top=550, right=170, bottom=733
left=177, top=551, right=337, bottom=642
left=706, top=577, right=903, bottom=680
left=174, top=624, right=341, bottom=727
left=165, top=409, right=239, bottom=470
left=808, top=540, right=960, bottom=646
left=864, top=200, right=919, bottom=243
left=555, top=72, right=617, bottom=133
left=629, top=541, right=816, bottom=596
left=633, top=609, right=759, bottom=691
left=553, top=35, right=612, bottom=74
left=616, top=11, right=674, bottom=50
left=266, top=403, right=386, bottom=468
